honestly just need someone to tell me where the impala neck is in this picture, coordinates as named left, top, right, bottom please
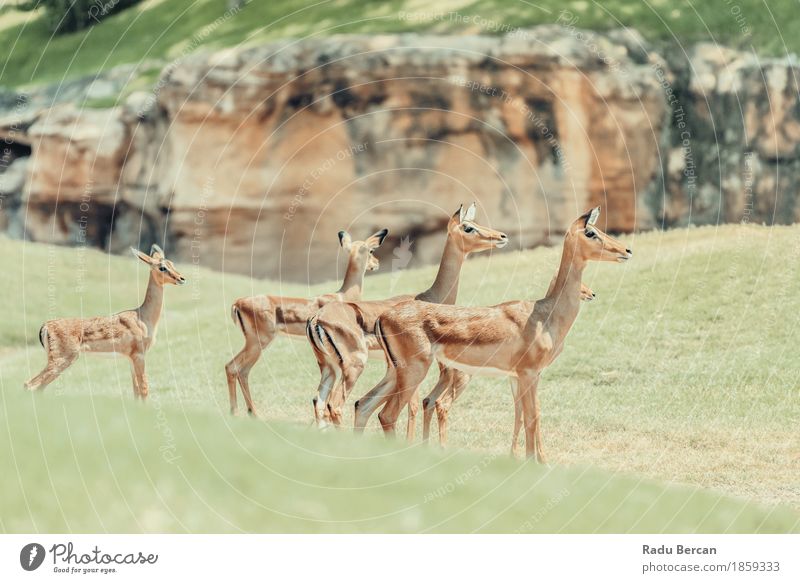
left=418, top=235, right=465, bottom=305
left=337, top=257, right=365, bottom=300
left=545, top=237, right=585, bottom=333
left=138, top=271, right=165, bottom=330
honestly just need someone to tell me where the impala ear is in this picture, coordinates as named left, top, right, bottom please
left=150, top=244, right=165, bottom=260
left=338, top=230, right=352, bottom=250
left=585, top=206, right=600, bottom=227
left=131, top=247, right=153, bottom=264
left=464, top=202, right=477, bottom=222
left=453, top=204, right=464, bottom=224
left=367, top=228, right=389, bottom=248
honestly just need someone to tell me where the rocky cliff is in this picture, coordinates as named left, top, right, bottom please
left=1, top=27, right=797, bottom=282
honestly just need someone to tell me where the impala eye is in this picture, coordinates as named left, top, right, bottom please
left=463, top=225, right=475, bottom=233
left=159, top=265, right=168, bottom=272
left=585, top=230, right=596, bottom=239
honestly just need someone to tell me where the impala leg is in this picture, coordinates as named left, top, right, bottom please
left=328, top=355, right=366, bottom=426
left=24, top=350, right=79, bottom=391
left=532, top=388, right=545, bottom=462
left=509, top=377, right=523, bottom=458
left=518, top=371, right=545, bottom=462
left=130, top=354, right=149, bottom=400
left=313, top=362, right=338, bottom=426
left=422, top=364, right=452, bottom=444
left=129, top=361, right=140, bottom=399
left=225, top=359, right=239, bottom=415
left=434, top=369, right=470, bottom=448
left=378, top=357, right=431, bottom=437
left=225, top=335, right=272, bottom=417
left=405, top=388, right=419, bottom=442
left=354, top=368, right=396, bottom=433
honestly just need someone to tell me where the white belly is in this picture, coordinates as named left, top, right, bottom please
left=81, top=349, right=125, bottom=359
left=433, top=345, right=512, bottom=378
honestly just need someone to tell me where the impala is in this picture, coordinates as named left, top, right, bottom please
left=421, top=274, right=596, bottom=455
left=225, top=228, right=388, bottom=416
left=307, top=203, right=507, bottom=431
left=24, top=245, right=186, bottom=399
left=355, top=207, right=631, bottom=461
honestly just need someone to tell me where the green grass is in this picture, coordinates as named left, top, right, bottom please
left=1, top=385, right=794, bottom=533
left=0, top=0, right=795, bottom=90
left=0, top=224, right=799, bottom=532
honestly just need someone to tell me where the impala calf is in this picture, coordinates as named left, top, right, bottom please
left=24, top=245, right=186, bottom=399
left=225, top=228, right=388, bottom=416
left=358, top=207, right=631, bottom=461
left=308, top=203, right=508, bottom=430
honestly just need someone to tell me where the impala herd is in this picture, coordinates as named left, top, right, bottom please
left=25, top=204, right=631, bottom=461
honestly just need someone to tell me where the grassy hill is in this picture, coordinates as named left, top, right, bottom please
left=0, top=0, right=796, bottom=90
left=0, top=224, right=798, bottom=532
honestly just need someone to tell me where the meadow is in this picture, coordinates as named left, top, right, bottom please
left=0, top=224, right=798, bottom=532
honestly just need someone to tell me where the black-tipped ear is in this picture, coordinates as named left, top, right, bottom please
left=150, top=244, right=165, bottom=260
left=373, top=228, right=389, bottom=246
left=451, top=204, right=464, bottom=224
left=339, top=230, right=352, bottom=250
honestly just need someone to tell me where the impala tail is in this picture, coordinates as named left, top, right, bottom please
left=231, top=303, right=247, bottom=333
left=38, top=324, right=48, bottom=350
left=306, top=315, right=327, bottom=358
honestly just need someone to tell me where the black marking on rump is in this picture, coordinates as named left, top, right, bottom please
left=374, top=318, right=397, bottom=368
left=317, top=322, right=344, bottom=364
left=307, top=317, right=324, bottom=355
left=38, top=325, right=46, bottom=349
left=235, top=307, right=246, bottom=332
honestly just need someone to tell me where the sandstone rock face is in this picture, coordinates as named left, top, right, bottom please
left=156, top=28, right=667, bottom=280
left=659, top=43, right=800, bottom=227
left=1, top=29, right=798, bottom=282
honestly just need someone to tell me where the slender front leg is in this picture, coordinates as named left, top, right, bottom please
left=131, top=354, right=149, bottom=400
left=518, top=371, right=545, bottom=462
left=509, top=377, right=523, bottom=458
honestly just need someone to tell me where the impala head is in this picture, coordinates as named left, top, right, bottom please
left=447, top=203, right=508, bottom=254
left=580, top=283, right=596, bottom=301
left=568, top=207, right=632, bottom=264
left=130, top=244, right=187, bottom=285
left=339, top=228, right=389, bottom=273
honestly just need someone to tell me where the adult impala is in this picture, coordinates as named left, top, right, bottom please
left=225, top=228, right=388, bottom=416
left=421, top=274, right=596, bottom=454
left=355, top=207, right=631, bottom=461
left=25, top=245, right=186, bottom=399
left=307, top=203, right=507, bottom=430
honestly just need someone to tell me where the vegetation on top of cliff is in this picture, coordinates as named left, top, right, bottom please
left=0, top=0, right=795, bottom=90
left=1, top=223, right=799, bottom=531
